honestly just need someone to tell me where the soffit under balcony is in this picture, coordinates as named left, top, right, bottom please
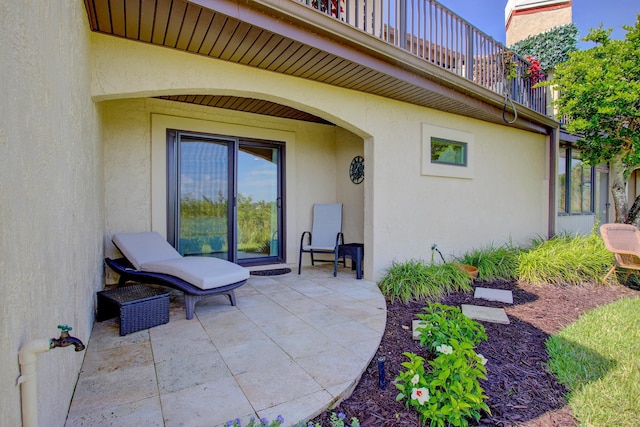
left=83, top=0, right=555, bottom=133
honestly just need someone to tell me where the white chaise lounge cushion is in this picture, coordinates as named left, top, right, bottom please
left=113, top=231, right=249, bottom=290
left=113, top=232, right=181, bottom=269
left=141, top=257, right=250, bottom=290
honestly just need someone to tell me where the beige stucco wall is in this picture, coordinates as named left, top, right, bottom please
left=93, top=32, right=549, bottom=280
left=102, top=98, right=364, bottom=276
left=0, top=1, right=103, bottom=426
left=506, top=5, right=572, bottom=45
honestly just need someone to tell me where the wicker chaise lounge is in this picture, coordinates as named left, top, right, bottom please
left=105, top=232, right=250, bottom=320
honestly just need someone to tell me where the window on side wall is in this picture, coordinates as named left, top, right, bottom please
left=430, top=138, right=467, bottom=167
left=421, top=124, right=474, bottom=179
left=558, top=146, right=594, bottom=214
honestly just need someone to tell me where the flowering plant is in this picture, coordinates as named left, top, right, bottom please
left=226, top=412, right=360, bottom=427
left=396, top=304, right=490, bottom=426
left=396, top=342, right=490, bottom=426
left=502, top=49, right=518, bottom=80
left=415, top=303, right=487, bottom=351
left=525, top=55, right=545, bottom=84
left=227, top=415, right=285, bottom=427
left=306, top=412, right=360, bottom=427
left=311, top=0, right=345, bottom=18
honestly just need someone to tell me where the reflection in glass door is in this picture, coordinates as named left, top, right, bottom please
left=237, top=143, right=281, bottom=261
left=172, top=134, right=231, bottom=259
left=167, top=130, right=284, bottom=265
left=596, top=166, right=609, bottom=223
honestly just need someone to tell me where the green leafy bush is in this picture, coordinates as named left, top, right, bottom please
left=395, top=305, right=490, bottom=426
left=509, top=23, right=578, bottom=71
left=415, top=303, right=487, bottom=350
left=378, top=260, right=472, bottom=303
left=518, top=232, right=614, bottom=285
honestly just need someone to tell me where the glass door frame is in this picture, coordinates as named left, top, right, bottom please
left=167, top=129, right=286, bottom=266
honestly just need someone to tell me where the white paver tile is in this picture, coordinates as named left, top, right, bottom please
left=65, top=395, right=164, bottom=427
left=461, top=304, right=510, bottom=324
left=258, top=389, right=333, bottom=426
left=295, top=346, right=366, bottom=389
left=412, top=319, right=427, bottom=340
left=235, top=359, right=322, bottom=411
left=155, top=351, right=232, bottom=394
left=160, top=377, right=254, bottom=427
left=474, top=287, right=513, bottom=304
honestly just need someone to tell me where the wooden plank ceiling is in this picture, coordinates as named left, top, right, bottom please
left=83, top=0, right=545, bottom=130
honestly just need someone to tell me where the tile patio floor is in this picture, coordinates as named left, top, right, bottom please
left=65, top=265, right=387, bottom=426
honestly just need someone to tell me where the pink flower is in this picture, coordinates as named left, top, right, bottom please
left=411, top=387, right=429, bottom=405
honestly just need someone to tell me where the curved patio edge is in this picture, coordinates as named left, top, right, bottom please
left=65, top=265, right=388, bottom=427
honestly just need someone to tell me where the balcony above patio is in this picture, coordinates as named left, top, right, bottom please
left=83, top=0, right=557, bottom=133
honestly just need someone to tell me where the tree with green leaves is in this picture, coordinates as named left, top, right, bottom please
left=547, top=16, right=640, bottom=224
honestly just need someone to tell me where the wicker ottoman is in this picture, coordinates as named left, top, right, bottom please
left=97, top=284, right=170, bottom=335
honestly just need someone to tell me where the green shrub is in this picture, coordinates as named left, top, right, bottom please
left=396, top=304, right=490, bottom=426
left=378, top=260, right=472, bottom=303
left=509, top=23, right=579, bottom=71
left=415, top=303, right=487, bottom=350
left=517, top=232, right=614, bottom=285
left=455, top=243, right=520, bottom=281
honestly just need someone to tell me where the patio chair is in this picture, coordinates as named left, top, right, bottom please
left=600, top=223, right=640, bottom=282
left=105, top=232, right=249, bottom=319
left=298, top=203, right=344, bottom=276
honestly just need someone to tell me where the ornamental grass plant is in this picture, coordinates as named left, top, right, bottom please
left=455, top=243, right=520, bottom=282
left=379, top=230, right=617, bottom=302
left=517, top=232, right=614, bottom=286
left=378, top=260, right=472, bottom=303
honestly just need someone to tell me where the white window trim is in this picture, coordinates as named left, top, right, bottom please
left=421, top=123, right=474, bottom=179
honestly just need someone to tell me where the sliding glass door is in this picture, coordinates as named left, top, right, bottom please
left=237, top=143, right=281, bottom=260
left=167, top=130, right=284, bottom=265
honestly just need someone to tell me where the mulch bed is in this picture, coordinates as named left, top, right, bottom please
left=311, top=280, right=639, bottom=427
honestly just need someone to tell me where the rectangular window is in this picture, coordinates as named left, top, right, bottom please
left=430, top=137, right=467, bottom=166
left=558, top=146, right=595, bottom=215
left=558, top=149, right=567, bottom=213
left=570, top=150, right=593, bottom=214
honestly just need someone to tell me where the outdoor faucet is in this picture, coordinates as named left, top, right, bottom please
left=50, top=325, right=85, bottom=352
left=18, top=324, right=86, bottom=427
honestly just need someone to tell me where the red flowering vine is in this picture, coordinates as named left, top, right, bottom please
left=525, top=55, right=545, bottom=84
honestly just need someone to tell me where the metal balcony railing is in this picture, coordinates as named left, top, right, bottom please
left=300, top=0, right=547, bottom=115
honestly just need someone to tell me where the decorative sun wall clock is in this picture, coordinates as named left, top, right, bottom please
left=349, top=155, right=364, bottom=184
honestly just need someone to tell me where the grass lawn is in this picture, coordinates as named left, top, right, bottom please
left=546, top=297, right=640, bottom=426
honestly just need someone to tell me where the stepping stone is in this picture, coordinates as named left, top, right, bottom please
left=474, top=287, right=513, bottom=304
left=412, top=319, right=427, bottom=340
left=461, top=304, right=510, bottom=324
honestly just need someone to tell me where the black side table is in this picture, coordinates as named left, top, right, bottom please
left=338, top=243, right=364, bottom=279
left=97, top=284, right=170, bottom=335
